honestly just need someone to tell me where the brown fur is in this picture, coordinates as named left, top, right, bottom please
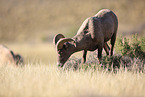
left=54, top=9, right=118, bottom=67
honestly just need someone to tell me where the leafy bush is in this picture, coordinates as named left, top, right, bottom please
left=116, top=34, right=145, bottom=60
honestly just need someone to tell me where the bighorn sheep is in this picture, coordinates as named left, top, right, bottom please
left=54, top=9, right=118, bottom=67
left=0, top=45, right=23, bottom=67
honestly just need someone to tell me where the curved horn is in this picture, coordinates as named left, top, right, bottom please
left=53, top=34, right=65, bottom=45
left=56, top=38, right=75, bottom=50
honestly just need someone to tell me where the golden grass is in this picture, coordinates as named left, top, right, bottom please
left=0, top=64, right=145, bottom=97
left=0, top=43, right=145, bottom=97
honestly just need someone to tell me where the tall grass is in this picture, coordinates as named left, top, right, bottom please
left=0, top=64, right=145, bottom=97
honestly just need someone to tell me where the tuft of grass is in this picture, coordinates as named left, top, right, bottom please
left=65, top=53, right=145, bottom=73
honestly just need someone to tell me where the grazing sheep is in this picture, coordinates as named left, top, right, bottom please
left=54, top=9, right=118, bottom=67
left=0, top=45, right=23, bottom=67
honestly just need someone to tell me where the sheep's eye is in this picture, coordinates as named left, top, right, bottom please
left=63, top=44, right=67, bottom=50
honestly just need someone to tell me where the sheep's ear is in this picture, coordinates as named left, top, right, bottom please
left=53, top=34, right=65, bottom=45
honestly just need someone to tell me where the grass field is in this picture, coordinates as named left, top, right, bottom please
left=0, top=42, right=145, bottom=97
left=0, top=64, right=145, bottom=97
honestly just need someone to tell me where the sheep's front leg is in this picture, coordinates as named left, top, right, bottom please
left=98, top=43, right=103, bottom=63
left=81, top=50, right=87, bottom=64
left=98, top=47, right=103, bottom=61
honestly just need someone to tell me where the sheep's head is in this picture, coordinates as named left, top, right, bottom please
left=10, top=50, right=24, bottom=66
left=53, top=34, right=76, bottom=67
left=15, top=54, right=24, bottom=65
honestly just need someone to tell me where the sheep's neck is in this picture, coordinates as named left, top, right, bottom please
left=71, top=36, right=86, bottom=53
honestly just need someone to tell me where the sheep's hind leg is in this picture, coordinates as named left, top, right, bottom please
left=104, top=43, right=110, bottom=55
left=81, top=50, right=87, bottom=64
left=110, top=33, right=117, bottom=56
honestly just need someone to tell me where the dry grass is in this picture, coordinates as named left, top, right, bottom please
left=0, top=64, right=145, bottom=97
left=0, top=43, right=145, bottom=97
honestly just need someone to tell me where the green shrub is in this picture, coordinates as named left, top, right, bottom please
left=116, top=35, right=145, bottom=60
